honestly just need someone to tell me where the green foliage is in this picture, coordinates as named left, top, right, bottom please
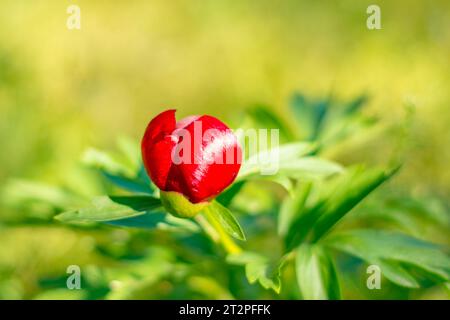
left=310, top=165, right=400, bottom=242
left=100, top=171, right=154, bottom=195
left=81, top=143, right=155, bottom=194
left=289, top=93, right=376, bottom=150
left=1, top=0, right=449, bottom=300
left=295, top=244, right=341, bottom=299
left=237, top=141, right=343, bottom=198
left=281, top=166, right=399, bottom=251
left=324, top=230, right=450, bottom=287
left=227, top=252, right=285, bottom=293
left=2, top=92, right=449, bottom=300
left=246, top=106, right=296, bottom=143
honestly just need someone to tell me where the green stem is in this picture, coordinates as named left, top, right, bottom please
left=196, top=212, right=242, bottom=254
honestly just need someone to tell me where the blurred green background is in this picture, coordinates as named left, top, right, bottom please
left=0, top=0, right=449, bottom=299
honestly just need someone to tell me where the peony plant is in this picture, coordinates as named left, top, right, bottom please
left=52, top=94, right=450, bottom=299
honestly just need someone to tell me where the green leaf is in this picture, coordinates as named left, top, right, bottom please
left=107, top=211, right=200, bottom=233
left=101, top=171, right=153, bottom=194
left=227, top=252, right=285, bottom=293
left=290, top=92, right=375, bottom=150
left=2, top=179, right=80, bottom=209
left=204, top=201, right=246, bottom=241
left=103, top=209, right=200, bottom=233
left=284, top=166, right=398, bottom=250
left=277, top=157, right=343, bottom=178
left=349, top=193, right=450, bottom=239
left=376, top=260, right=420, bottom=288
left=82, top=143, right=154, bottom=194
left=324, top=229, right=450, bottom=287
left=216, top=180, right=245, bottom=207
left=290, top=93, right=317, bottom=139
left=310, top=165, right=399, bottom=242
left=343, top=94, right=369, bottom=115
left=55, top=194, right=198, bottom=232
left=55, top=195, right=162, bottom=223
left=81, top=148, right=134, bottom=176
left=238, top=142, right=341, bottom=182
left=295, top=244, right=341, bottom=300
left=238, top=142, right=315, bottom=178
left=137, top=163, right=152, bottom=185
left=247, top=106, right=296, bottom=142
left=263, top=175, right=295, bottom=194
left=278, top=181, right=312, bottom=237
left=104, top=211, right=167, bottom=228
left=319, top=113, right=377, bottom=150
left=290, top=93, right=330, bottom=141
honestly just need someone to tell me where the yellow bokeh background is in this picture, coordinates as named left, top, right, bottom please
left=1, top=0, right=449, bottom=192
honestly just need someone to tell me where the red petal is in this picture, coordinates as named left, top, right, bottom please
left=165, top=115, right=242, bottom=203
left=141, top=110, right=177, bottom=190
left=142, top=109, right=176, bottom=141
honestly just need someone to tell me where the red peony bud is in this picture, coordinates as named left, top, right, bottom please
left=141, top=110, right=242, bottom=207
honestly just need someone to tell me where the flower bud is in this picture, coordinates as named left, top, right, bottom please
left=141, top=110, right=241, bottom=216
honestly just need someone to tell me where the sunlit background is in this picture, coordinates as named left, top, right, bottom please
left=0, top=0, right=449, bottom=299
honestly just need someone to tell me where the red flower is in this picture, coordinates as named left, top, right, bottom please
left=141, top=109, right=242, bottom=204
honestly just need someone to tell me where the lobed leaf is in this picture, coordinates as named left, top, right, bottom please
left=227, top=252, right=285, bottom=293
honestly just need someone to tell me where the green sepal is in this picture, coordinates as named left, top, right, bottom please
left=160, top=191, right=208, bottom=218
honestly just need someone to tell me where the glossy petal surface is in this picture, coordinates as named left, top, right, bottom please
left=142, top=110, right=241, bottom=203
